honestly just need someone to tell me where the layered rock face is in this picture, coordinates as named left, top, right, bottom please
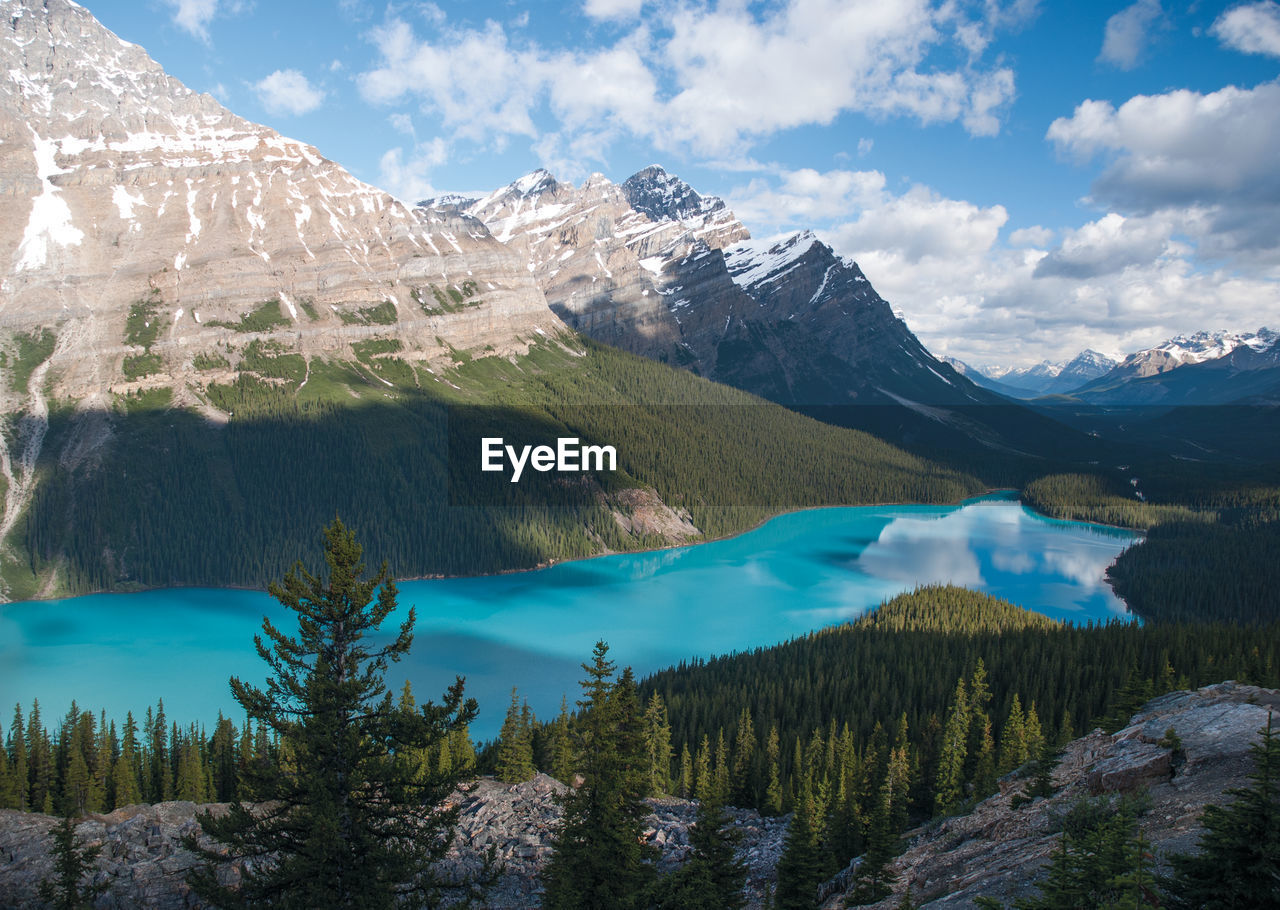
left=825, top=681, right=1280, bottom=909
left=0, top=0, right=561, bottom=409
left=452, top=168, right=992, bottom=408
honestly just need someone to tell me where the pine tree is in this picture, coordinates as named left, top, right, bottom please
left=94, top=715, right=114, bottom=812
left=764, top=726, right=784, bottom=816
left=934, top=676, right=970, bottom=815
left=541, top=641, right=657, bottom=910
left=10, top=703, right=29, bottom=810
left=550, top=696, right=575, bottom=785
left=38, top=815, right=108, bottom=910
left=678, top=743, right=693, bottom=799
left=714, top=728, right=731, bottom=803
left=656, top=784, right=747, bottom=910
left=846, top=733, right=909, bottom=906
left=111, top=712, right=142, bottom=808
left=694, top=734, right=712, bottom=801
left=732, top=707, right=755, bottom=807
left=497, top=688, right=535, bottom=783
left=184, top=518, right=479, bottom=909
left=774, top=776, right=826, bottom=910
left=28, top=700, right=54, bottom=813
left=998, top=694, right=1027, bottom=775
left=642, top=693, right=673, bottom=797
left=1165, top=714, right=1280, bottom=908
left=971, top=714, right=997, bottom=799
left=0, top=720, right=16, bottom=810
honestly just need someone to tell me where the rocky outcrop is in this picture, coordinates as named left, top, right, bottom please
left=823, top=682, right=1280, bottom=909
left=0, top=773, right=787, bottom=908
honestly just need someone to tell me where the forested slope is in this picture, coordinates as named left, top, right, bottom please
left=9, top=335, right=981, bottom=599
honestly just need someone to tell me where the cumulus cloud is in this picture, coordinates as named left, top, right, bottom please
left=357, top=0, right=1022, bottom=163
left=163, top=0, right=219, bottom=42
left=726, top=165, right=1279, bottom=366
left=1212, top=1, right=1280, bottom=57
left=378, top=139, right=448, bottom=204
left=1098, top=0, right=1163, bottom=69
left=253, top=70, right=325, bottom=116
left=1033, top=213, right=1182, bottom=278
left=1046, top=80, right=1280, bottom=260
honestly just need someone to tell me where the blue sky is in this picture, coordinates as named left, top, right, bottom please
left=84, top=0, right=1280, bottom=366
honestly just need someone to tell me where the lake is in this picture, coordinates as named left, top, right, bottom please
left=0, top=494, right=1138, bottom=739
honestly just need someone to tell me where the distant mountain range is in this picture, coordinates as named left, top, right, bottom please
left=958, top=329, right=1280, bottom=406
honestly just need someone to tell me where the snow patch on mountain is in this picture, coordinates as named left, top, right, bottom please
left=724, top=231, right=820, bottom=292
left=15, top=132, right=84, bottom=271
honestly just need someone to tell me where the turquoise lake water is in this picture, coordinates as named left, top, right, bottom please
left=0, top=494, right=1138, bottom=739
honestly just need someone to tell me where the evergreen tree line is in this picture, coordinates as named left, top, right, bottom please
left=1024, top=471, right=1280, bottom=624
left=0, top=688, right=476, bottom=818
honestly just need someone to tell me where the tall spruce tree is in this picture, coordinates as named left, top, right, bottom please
left=184, top=518, right=478, bottom=909
left=656, top=784, right=748, bottom=910
left=1164, top=714, right=1280, bottom=909
left=496, top=687, right=535, bottom=784
left=774, top=775, right=827, bottom=910
left=642, top=693, right=673, bottom=797
left=541, top=641, right=657, bottom=910
left=38, top=815, right=108, bottom=910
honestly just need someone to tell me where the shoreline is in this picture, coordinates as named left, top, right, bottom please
left=4, top=488, right=1141, bottom=608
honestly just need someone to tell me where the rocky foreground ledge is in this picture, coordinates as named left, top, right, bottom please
left=0, top=773, right=786, bottom=909
left=824, top=681, right=1280, bottom=909
left=2, top=682, right=1273, bottom=909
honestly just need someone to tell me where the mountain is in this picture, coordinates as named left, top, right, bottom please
left=968, top=349, right=1119, bottom=398
left=452, top=168, right=996, bottom=411
left=0, top=0, right=984, bottom=600
left=0, top=0, right=558, bottom=409
left=1069, top=328, right=1280, bottom=405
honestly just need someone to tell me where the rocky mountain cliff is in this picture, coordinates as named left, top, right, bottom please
left=447, top=169, right=995, bottom=410
left=0, top=0, right=561, bottom=412
left=823, top=681, right=1280, bottom=908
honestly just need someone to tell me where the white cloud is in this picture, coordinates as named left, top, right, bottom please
left=857, top=138, right=874, bottom=156
left=1212, top=1, right=1280, bottom=57
left=357, top=1, right=1022, bottom=164
left=389, top=112, right=415, bottom=136
left=1046, top=81, right=1280, bottom=259
left=359, top=20, right=542, bottom=143
left=163, top=0, right=219, bottom=42
left=1009, top=225, right=1053, bottom=247
left=831, top=185, right=1008, bottom=263
left=253, top=70, right=326, bottom=116
left=727, top=165, right=1280, bottom=366
left=1033, top=212, right=1182, bottom=278
left=378, top=139, right=448, bottom=203
left=583, top=0, right=644, bottom=20
left=1098, top=0, right=1163, bottom=69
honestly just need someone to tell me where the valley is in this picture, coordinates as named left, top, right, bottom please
left=1, top=1, right=1278, bottom=908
